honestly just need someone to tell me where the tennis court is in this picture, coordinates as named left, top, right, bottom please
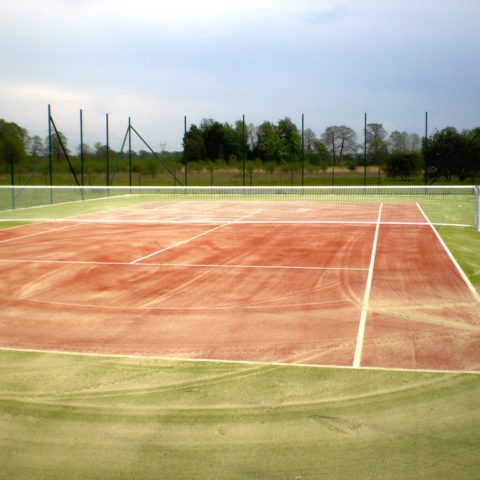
left=0, top=186, right=479, bottom=372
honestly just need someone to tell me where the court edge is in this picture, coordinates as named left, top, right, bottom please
left=0, top=346, right=478, bottom=376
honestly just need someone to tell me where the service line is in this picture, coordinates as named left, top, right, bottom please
left=0, top=257, right=368, bottom=272
left=0, top=222, right=83, bottom=244
left=129, top=210, right=262, bottom=264
left=353, top=202, right=383, bottom=368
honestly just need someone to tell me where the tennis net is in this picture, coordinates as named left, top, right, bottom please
left=0, top=185, right=478, bottom=229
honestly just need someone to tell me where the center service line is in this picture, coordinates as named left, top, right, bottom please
left=353, top=202, right=383, bottom=368
left=129, top=210, right=261, bottom=264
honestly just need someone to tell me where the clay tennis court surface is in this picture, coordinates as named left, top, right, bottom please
left=0, top=200, right=478, bottom=372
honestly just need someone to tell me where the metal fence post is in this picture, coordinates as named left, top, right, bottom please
left=475, top=186, right=480, bottom=232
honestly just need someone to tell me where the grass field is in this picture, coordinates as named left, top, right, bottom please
left=0, top=351, right=479, bottom=480
left=0, top=199, right=479, bottom=479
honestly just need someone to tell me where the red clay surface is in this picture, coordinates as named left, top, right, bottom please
left=0, top=202, right=479, bottom=372
left=362, top=225, right=480, bottom=371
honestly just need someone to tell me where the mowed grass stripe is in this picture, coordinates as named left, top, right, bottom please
left=0, top=350, right=479, bottom=480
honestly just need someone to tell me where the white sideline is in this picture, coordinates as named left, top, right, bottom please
left=129, top=210, right=261, bottom=264
left=353, top=203, right=383, bottom=368
left=0, top=258, right=368, bottom=272
left=416, top=203, right=480, bottom=303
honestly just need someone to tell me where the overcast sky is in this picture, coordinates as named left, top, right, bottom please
left=1, top=0, right=479, bottom=151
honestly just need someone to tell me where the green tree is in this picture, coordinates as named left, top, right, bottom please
left=388, top=130, right=408, bottom=152
left=47, top=130, right=70, bottom=165
left=277, top=117, right=301, bottom=163
left=366, top=123, right=388, bottom=165
left=321, top=125, right=357, bottom=165
left=384, top=151, right=423, bottom=180
left=184, top=124, right=206, bottom=163
left=0, top=119, right=27, bottom=176
left=30, top=135, right=45, bottom=159
left=407, top=133, right=421, bottom=152
left=255, top=122, right=282, bottom=163
left=426, top=127, right=480, bottom=181
left=199, top=119, right=226, bottom=161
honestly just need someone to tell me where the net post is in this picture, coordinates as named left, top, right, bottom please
left=475, top=186, right=480, bottom=232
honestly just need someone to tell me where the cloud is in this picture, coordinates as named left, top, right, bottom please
left=301, top=4, right=350, bottom=25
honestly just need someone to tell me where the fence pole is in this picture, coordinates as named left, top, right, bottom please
left=184, top=116, right=188, bottom=186
left=48, top=104, right=53, bottom=203
left=475, top=186, right=480, bottom=232
left=424, top=111, right=428, bottom=186
left=242, top=114, right=246, bottom=187
left=9, top=151, right=15, bottom=209
left=80, top=109, right=84, bottom=186
left=301, top=113, right=305, bottom=186
left=106, top=113, right=110, bottom=187
left=364, top=112, right=367, bottom=186
left=128, top=117, right=132, bottom=188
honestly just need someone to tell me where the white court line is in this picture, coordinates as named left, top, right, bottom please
left=130, top=210, right=262, bottom=264
left=3, top=218, right=464, bottom=226
left=416, top=203, right=480, bottom=303
left=353, top=203, right=383, bottom=369
left=0, top=346, right=478, bottom=375
left=0, top=205, right=141, bottom=245
left=0, top=257, right=368, bottom=272
left=0, top=222, right=82, bottom=244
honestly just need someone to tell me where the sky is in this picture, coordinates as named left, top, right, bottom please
left=1, top=0, right=479, bottom=152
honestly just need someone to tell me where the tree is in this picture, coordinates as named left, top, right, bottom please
left=426, top=127, right=480, bottom=181
left=30, top=135, right=45, bottom=159
left=47, top=130, right=70, bottom=164
left=255, top=121, right=282, bottom=163
left=384, top=151, right=422, bottom=180
left=303, top=128, right=317, bottom=154
left=321, top=126, right=357, bottom=165
left=388, top=130, right=408, bottom=152
left=366, top=123, right=388, bottom=165
left=222, top=122, right=242, bottom=163
left=184, top=124, right=206, bottom=163
left=199, top=119, right=226, bottom=161
left=0, top=119, right=27, bottom=176
left=406, top=133, right=421, bottom=152
left=246, top=123, right=258, bottom=152
left=277, top=117, right=301, bottom=163
left=309, top=139, right=330, bottom=169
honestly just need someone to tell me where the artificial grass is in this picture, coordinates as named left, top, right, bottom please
left=436, top=226, right=480, bottom=294
left=0, top=350, right=478, bottom=480
left=0, top=193, right=479, bottom=479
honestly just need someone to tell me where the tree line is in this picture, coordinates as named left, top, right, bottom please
left=1, top=117, right=479, bottom=182
left=184, top=118, right=422, bottom=169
